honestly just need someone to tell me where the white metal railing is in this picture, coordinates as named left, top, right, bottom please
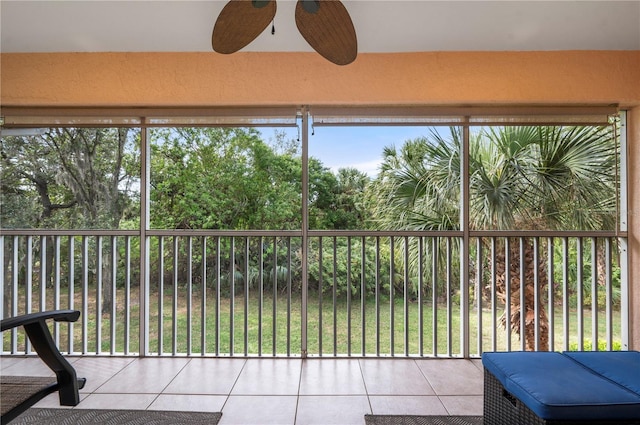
left=1, top=229, right=628, bottom=357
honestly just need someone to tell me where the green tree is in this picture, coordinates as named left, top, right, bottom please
left=149, top=127, right=302, bottom=295
left=333, top=167, right=369, bottom=229
left=308, top=164, right=369, bottom=230
left=150, top=127, right=301, bottom=230
left=371, top=125, right=618, bottom=350
left=148, top=128, right=370, bottom=295
left=371, top=130, right=461, bottom=231
left=1, top=134, right=74, bottom=228
left=1, top=128, right=140, bottom=313
left=471, top=126, right=616, bottom=231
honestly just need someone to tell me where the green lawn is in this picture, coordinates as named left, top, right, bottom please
left=3, top=286, right=623, bottom=356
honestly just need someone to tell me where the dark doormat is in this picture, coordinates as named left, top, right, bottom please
left=365, top=415, right=483, bottom=425
left=11, top=408, right=222, bottom=425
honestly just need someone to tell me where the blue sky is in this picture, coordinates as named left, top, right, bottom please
left=267, top=126, right=431, bottom=177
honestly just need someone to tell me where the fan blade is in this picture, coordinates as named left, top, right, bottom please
left=295, top=0, right=357, bottom=65
left=212, top=0, right=277, bottom=54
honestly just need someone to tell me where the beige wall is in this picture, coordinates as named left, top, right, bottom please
left=1, top=50, right=639, bottom=349
left=1, top=51, right=639, bottom=107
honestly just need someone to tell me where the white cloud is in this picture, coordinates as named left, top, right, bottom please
left=330, top=159, right=382, bottom=178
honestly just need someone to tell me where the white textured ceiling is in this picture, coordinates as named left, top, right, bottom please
left=1, top=0, right=639, bottom=54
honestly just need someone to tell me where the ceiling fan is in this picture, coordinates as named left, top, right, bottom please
left=212, top=0, right=358, bottom=66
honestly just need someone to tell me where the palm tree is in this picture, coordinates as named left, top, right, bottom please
left=371, top=129, right=462, bottom=232
left=372, top=124, right=618, bottom=351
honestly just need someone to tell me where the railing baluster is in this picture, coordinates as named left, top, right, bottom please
left=361, top=237, right=366, bottom=357
left=215, top=236, right=221, bottom=356
left=375, top=236, right=381, bottom=356
left=158, top=236, right=164, bottom=355
left=54, top=236, right=61, bottom=346
left=446, top=237, right=452, bottom=356
left=332, top=236, right=338, bottom=356
left=257, top=236, right=263, bottom=356
left=287, top=237, right=292, bottom=356
left=491, top=237, right=497, bottom=352
left=230, top=237, right=235, bottom=356
left=605, top=237, right=613, bottom=350
left=172, top=236, right=179, bottom=356
left=201, top=236, right=207, bottom=356
left=25, top=236, right=33, bottom=318
left=125, top=236, right=131, bottom=355
left=11, top=236, right=19, bottom=353
left=519, top=237, right=525, bottom=352
left=96, top=236, right=103, bottom=355
left=82, top=236, right=88, bottom=354
left=67, top=236, right=75, bottom=354
left=347, top=236, right=352, bottom=356
left=272, top=237, right=277, bottom=356
left=404, top=236, right=410, bottom=356
left=317, top=237, right=323, bottom=356
left=418, top=237, right=424, bottom=356
left=476, top=237, right=483, bottom=355
left=389, top=237, right=395, bottom=356
left=504, top=237, right=511, bottom=352
left=547, top=237, right=555, bottom=351
left=26, top=237, right=33, bottom=356
left=244, top=236, right=249, bottom=357
left=187, top=236, right=193, bottom=356
left=533, top=237, right=540, bottom=352
left=562, top=237, right=570, bottom=351
left=110, top=236, right=117, bottom=355
left=591, top=237, right=598, bottom=351
left=431, top=237, right=438, bottom=356
left=39, top=236, right=46, bottom=313
left=577, top=237, right=584, bottom=351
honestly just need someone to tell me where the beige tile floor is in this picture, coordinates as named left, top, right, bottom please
left=1, top=356, right=484, bottom=425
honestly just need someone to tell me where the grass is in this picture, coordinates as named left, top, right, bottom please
left=3, top=285, right=623, bottom=356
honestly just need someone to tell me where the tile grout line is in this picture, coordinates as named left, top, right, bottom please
left=146, top=357, right=193, bottom=410
left=219, top=358, right=248, bottom=413
left=293, top=358, right=304, bottom=424
left=358, top=358, right=374, bottom=415
left=76, top=356, right=137, bottom=405
left=413, top=358, right=450, bottom=415
left=86, top=356, right=137, bottom=395
left=413, top=358, right=438, bottom=396
left=34, top=357, right=484, bottom=419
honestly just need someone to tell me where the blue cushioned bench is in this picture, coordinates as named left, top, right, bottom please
left=482, top=351, right=640, bottom=425
left=563, top=351, right=640, bottom=397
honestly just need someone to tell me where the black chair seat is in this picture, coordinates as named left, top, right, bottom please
left=1, top=311, right=86, bottom=424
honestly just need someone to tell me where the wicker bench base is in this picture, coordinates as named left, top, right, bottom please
left=483, top=369, right=640, bottom=425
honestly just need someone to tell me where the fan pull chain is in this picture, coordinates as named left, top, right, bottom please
left=271, top=20, right=275, bottom=35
